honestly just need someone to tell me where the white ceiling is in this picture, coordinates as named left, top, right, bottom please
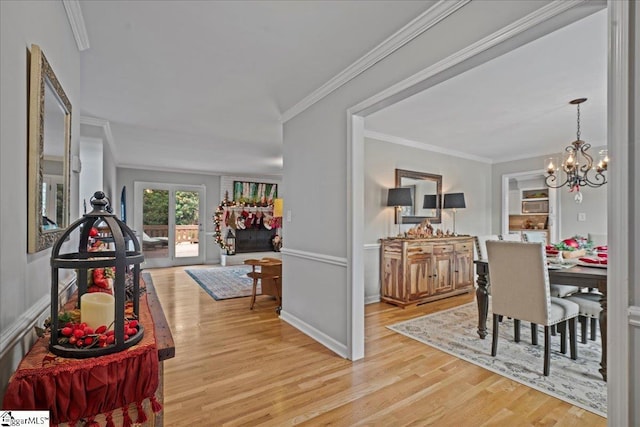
left=79, top=2, right=607, bottom=175
left=365, top=8, right=607, bottom=164
left=79, top=0, right=435, bottom=175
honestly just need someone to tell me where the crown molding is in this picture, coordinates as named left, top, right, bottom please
left=62, top=0, right=90, bottom=51
left=364, top=130, right=492, bottom=164
left=351, top=0, right=589, bottom=117
left=281, top=0, right=470, bottom=123
left=80, top=116, right=117, bottom=162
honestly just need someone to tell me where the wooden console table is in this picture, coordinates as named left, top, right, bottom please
left=474, top=260, right=607, bottom=381
left=2, top=275, right=175, bottom=426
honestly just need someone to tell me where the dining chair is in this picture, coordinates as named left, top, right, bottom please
left=486, top=240, right=579, bottom=376
left=474, top=235, right=500, bottom=261
left=563, top=291, right=602, bottom=343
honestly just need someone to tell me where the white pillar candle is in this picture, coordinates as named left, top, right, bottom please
left=80, top=292, right=115, bottom=330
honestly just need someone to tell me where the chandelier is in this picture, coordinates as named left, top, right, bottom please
left=545, top=98, right=608, bottom=191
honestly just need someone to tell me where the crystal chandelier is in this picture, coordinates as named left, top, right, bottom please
left=545, top=98, right=608, bottom=191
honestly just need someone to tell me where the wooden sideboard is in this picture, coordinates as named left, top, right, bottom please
left=380, top=236, right=474, bottom=307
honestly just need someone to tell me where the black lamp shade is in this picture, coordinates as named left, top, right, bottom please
left=443, top=192, right=466, bottom=209
left=387, top=188, right=413, bottom=207
left=423, top=194, right=439, bottom=209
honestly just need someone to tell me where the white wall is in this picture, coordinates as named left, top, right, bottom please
left=281, top=0, right=550, bottom=357
left=363, top=137, right=492, bottom=302
left=0, top=0, right=80, bottom=400
left=79, top=138, right=103, bottom=212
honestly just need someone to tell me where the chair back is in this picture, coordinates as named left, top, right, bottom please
left=473, top=235, right=500, bottom=261
left=522, top=231, right=547, bottom=245
left=499, top=233, right=522, bottom=242
left=486, top=240, right=551, bottom=326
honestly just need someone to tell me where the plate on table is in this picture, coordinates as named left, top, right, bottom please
left=577, top=257, right=607, bottom=268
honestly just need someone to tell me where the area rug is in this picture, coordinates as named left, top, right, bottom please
left=185, top=265, right=259, bottom=300
left=388, top=302, right=606, bottom=417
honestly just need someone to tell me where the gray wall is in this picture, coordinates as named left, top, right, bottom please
left=492, top=151, right=607, bottom=240
left=363, top=137, right=492, bottom=302
left=282, top=0, right=550, bottom=355
left=0, top=0, right=80, bottom=399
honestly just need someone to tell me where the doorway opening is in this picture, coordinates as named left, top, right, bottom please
left=133, top=182, right=205, bottom=268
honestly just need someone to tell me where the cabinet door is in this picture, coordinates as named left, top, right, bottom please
left=407, top=253, right=432, bottom=299
left=431, top=245, right=454, bottom=295
left=453, top=242, right=474, bottom=290
left=382, top=251, right=404, bottom=301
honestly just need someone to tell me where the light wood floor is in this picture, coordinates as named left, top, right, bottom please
left=150, top=266, right=606, bottom=427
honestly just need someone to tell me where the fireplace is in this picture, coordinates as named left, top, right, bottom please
left=235, top=229, right=277, bottom=253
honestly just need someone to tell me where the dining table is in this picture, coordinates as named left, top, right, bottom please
left=474, top=259, right=608, bottom=381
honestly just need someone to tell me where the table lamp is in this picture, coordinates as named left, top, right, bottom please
left=387, top=188, right=413, bottom=236
left=423, top=194, right=439, bottom=215
left=443, top=192, right=465, bottom=235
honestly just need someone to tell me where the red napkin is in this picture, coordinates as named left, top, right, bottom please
left=579, top=257, right=607, bottom=265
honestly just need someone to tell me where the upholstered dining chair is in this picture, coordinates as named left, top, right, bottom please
left=486, top=240, right=580, bottom=376
left=474, top=235, right=500, bottom=261
left=563, top=291, right=602, bottom=343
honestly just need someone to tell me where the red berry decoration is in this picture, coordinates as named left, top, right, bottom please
left=89, top=227, right=99, bottom=237
left=73, top=329, right=85, bottom=339
left=61, top=327, right=73, bottom=337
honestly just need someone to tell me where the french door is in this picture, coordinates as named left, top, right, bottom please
left=134, top=182, right=205, bottom=268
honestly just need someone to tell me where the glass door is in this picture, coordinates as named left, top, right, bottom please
left=134, top=182, right=205, bottom=268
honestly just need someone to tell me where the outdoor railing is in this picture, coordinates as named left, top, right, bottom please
left=143, top=225, right=199, bottom=244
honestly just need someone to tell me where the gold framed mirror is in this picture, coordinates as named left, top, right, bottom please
left=28, top=44, right=71, bottom=253
left=395, top=169, right=442, bottom=224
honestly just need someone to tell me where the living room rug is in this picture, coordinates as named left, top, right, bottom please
left=185, top=265, right=259, bottom=300
left=388, top=302, right=606, bottom=417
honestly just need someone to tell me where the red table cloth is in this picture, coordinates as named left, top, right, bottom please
left=2, top=292, right=161, bottom=426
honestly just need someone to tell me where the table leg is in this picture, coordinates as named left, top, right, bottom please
left=599, top=288, right=607, bottom=381
left=476, top=263, right=489, bottom=339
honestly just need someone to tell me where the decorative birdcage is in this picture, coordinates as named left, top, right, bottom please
left=49, top=191, right=144, bottom=358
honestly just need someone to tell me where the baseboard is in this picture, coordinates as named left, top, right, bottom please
left=365, top=295, right=381, bottom=305
left=0, top=273, right=76, bottom=360
left=279, top=309, right=349, bottom=359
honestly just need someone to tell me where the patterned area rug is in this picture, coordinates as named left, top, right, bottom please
left=185, top=266, right=259, bottom=300
left=388, top=302, right=606, bottom=417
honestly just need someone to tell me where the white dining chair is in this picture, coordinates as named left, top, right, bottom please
left=486, top=240, right=579, bottom=376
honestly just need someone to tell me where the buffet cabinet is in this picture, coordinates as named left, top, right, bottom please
left=380, top=236, right=474, bottom=307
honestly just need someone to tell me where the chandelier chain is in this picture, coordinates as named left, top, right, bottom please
left=576, top=103, right=581, bottom=140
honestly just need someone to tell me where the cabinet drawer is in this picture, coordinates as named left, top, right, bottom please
left=407, top=243, right=433, bottom=255
left=454, top=242, right=473, bottom=252
left=432, top=245, right=453, bottom=255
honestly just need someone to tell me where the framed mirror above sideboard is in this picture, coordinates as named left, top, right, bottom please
left=395, top=169, right=442, bottom=224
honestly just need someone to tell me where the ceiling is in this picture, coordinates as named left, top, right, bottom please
left=365, top=8, right=607, bottom=164
left=79, top=2, right=606, bottom=176
left=78, top=0, right=435, bottom=176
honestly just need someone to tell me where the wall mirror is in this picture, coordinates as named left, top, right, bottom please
left=395, top=169, right=442, bottom=224
left=28, top=44, right=71, bottom=253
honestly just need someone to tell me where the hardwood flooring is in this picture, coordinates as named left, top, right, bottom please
left=149, top=266, right=606, bottom=426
